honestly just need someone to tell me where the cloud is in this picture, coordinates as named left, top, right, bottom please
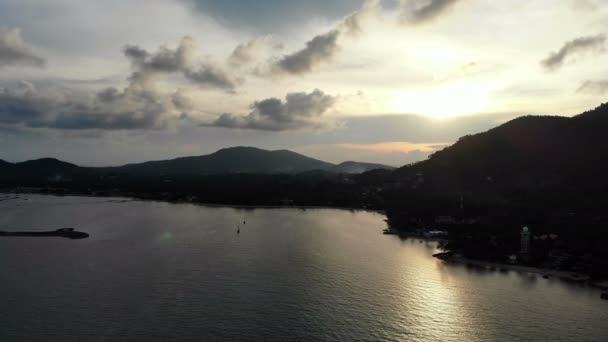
left=229, top=36, right=275, bottom=66
left=183, top=65, right=238, bottom=90
left=31, top=110, right=166, bottom=131
left=96, top=87, right=123, bottom=103
left=124, top=36, right=194, bottom=72
left=274, top=30, right=341, bottom=75
left=125, top=36, right=238, bottom=90
left=577, top=80, right=608, bottom=95
left=171, top=89, right=194, bottom=111
left=0, top=27, right=45, bottom=68
left=0, top=81, right=171, bottom=131
left=204, top=89, right=336, bottom=131
left=270, top=0, right=382, bottom=75
left=0, top=50, right=179, bottom=132
left=541, top=34, right=606, bottom=71
left=339, top=0, right=382, bottom=36
left=0, top=37, right=241, bottom=132
left=0, top=81, right=53, bottom=124
left=400, top=0, right=464, bottom=24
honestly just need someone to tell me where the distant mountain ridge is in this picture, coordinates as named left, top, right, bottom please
left=329, top=161, right=394, bottom=174
left=111, top=147, right=334, bottom=175
left=0, top=158, right=78, bottom=177
left=0, top=147, right=394, bottom=178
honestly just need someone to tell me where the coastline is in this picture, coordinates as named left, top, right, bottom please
left=434, top=252, right=608, bottom=290
left=0, top=190, right=384, bottom=214
left=5, top=191, right=606, bottom=292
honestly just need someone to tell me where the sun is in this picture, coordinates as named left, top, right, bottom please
left=387, top=80, right=493, bottom=118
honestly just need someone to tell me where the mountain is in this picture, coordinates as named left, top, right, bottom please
left=110, top=147, right=335, bottom=175
left=0, top=158, right=78, bottom=179
left=1, top=147, right=393, bottom=179
left=388, top=102, right=608, bottom=220
left=16, top=158, right=78, bottom=170
left=328, top=161, right=395, bottom=174
left=398, top=103, right=608, bottom=185
left=107, top=147, right=395, bottom=176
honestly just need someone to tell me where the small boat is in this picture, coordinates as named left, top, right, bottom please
left=382, top=228, right=398, bottom=235
left=236, top=225, right=240, bottom=234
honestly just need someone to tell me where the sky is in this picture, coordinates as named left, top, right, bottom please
left=1, top=0, right=607, bottom=166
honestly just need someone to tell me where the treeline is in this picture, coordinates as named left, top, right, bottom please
left=0, top=170, right=387, bottom=209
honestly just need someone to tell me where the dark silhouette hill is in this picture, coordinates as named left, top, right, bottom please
left=396, top=103, right=608, bottom=189
left=16, top=158, right=78, bottom=170
left=109, top=147, right=334, bottom=175
left=385, top=102, right=608, bottom=225
left=0, top=147, right=393, bottom=179
left=329, top=161, right=395, bottom=174
left=0, top=158, right=78, bottom=179
left=384, top=103, right=608, bottom=278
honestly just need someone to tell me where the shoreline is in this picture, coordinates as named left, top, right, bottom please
left=434, top=252, right=608, bottom=290
left=0, top=190, right=384, bottom=214
left=5, top=191, right=606, bottom=292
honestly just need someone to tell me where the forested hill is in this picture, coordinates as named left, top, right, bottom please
left=396, top=102, right=608, bottom=192
left=386, top=102, right=608, bottom=223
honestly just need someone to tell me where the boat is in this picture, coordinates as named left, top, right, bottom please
left=601, top=292, right=608, bottom=300
left=382, top=228, right=398, bottom=235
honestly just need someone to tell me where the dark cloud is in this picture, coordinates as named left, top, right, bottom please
left=401, top=0, right=464, bottom=24
left=204, top=89, right=336, bottom=131
left=577, top=80, right=608, bottom=95
left=0, top=37, right=240, bottom=132
left=31, top=110, right=165, bottom=131
left=123, top=45, right=149, bottom=62
left=0, top=78, right=172, bottom=131
left=275, top=30, right=341, bottom=74
left=0, top=82, right=52, bottom=124
left=0, top=28, right=45, bottom=68
left=269, top=0, right=381, bottom=75
left=541, top=34, right=606, bottom=71
left=125, top=37, right=193, bottom=72
left=96, top=87, right=123, bottom=103
left=285, top=90, right=336, bottom=116
left=183, top=65, right=238, bottom=90
left=124, top=36, right=237, bottom=90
